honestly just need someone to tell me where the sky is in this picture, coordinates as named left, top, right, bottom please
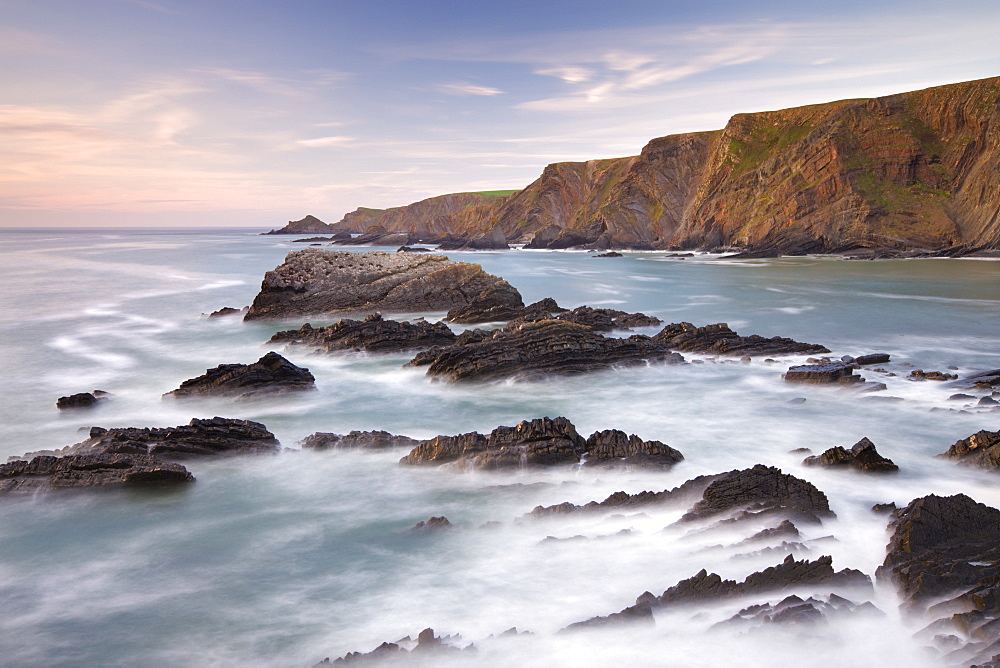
left=2, top=0, right=998, bottom=228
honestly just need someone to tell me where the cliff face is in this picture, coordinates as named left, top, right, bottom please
left=331, top=192, right=517, bottom=236
left=331, top=77, right=1000, bottom=254
left=264, top=214, right=335, bottom=235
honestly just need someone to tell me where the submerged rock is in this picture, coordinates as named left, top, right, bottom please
left=269, top=314, right=457, bottom=353
left=15, top=417, right=280, bottom=461
left=300, top=430, right=420, bottom=451
left=320, top=628, right=468, bottom=665
left=205, top=306, right=247, bottom=318
left=410, top=516, right=453, bottom=531
left=399, top=416, right=683, bottom=470
left=803, top=437, right=899, bottom=473
left=244, top=249, right=517, bottom=321
left=405, top=319, right=684, bottom=382
left=0, top=453, right=194, bottom=495
left=939, top=429, right=1000, bottom=470
left=653, top=322, right=829, bottom=357
left=56, top=390, right=110, bottom=410
left=164, top=352, right=315, bottom=400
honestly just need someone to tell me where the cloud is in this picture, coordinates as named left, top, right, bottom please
left=536, top=67, right=593, bottom=84
left=295, top=135, right=354, bottom=148
left=436, top=82, right=504, bottom=96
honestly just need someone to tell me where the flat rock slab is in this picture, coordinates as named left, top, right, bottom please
left=269, top=313, right=456, bottom=353
left=0, top=454, right=194, bottom=495
left=406, top=319, right=684, bottom=382
left=16, top=417, right=280, bottom=461
left=244, top=249, right=518, bottom=321
left=164, top=352, right=315, bottom=400
left=654, top=322, right=829, bottom=357
left=783, top=363, right=859, bottom=384
left=300, top=430, right=421, bottom=450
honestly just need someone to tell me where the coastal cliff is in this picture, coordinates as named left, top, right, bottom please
left=327, top=76, right=1000, bottom=255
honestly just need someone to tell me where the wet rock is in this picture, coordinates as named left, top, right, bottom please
left=56, top=390, right=110, bottom=410
left=653, top=322, right=829, bottom=357
left=164, top=352, right=315, bottom=400
left=291, top=232, right=353, bottom=243
left=444, top=281, right=526, bottom=324
left=269, top=314, right=457, bottom=353
left=405, top=319, right=684, bottom=382
left=713, top=593, right=882, bottom=631
left=854, top=353, right=891, bottom=365
left=411, top=516, right=453, bottom=531
left=399, top=416, right=683, bottom=470
left=563, top=599, right=655, bottom=631
left=802, top=437, right=899, bottom=473
left=939, top=429, right=1000, bottom=470
left=0, top=454, right=194, bottom=495
left=872, top=502, right=897, bottom=514
left=245, top=249, right=517, bottom=321
left=396, top=245, right=433, bottom=253
left=325, top=628, right=467, bottom=665
left=980, top=396, right=1000, bottom=406
left=910, top=369, right=958, bottom=381
left=300, top=430, right=421, bottom=451
left=205, top=306, right=247, bottom=318
left=949, top=369, right=1000, bottom=391
left=740, top=519, right=801, bottom=544
left=593, top=251, right=623, bottom=258
left=783, top=363, right=860, bottom=384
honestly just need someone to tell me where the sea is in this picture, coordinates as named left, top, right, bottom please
left=1, top=226, right=998, bottom=667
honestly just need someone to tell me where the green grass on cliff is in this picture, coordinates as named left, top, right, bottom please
left=728, top=123, right=814, bottom=177
left=465, top=189, right=520, bottom=199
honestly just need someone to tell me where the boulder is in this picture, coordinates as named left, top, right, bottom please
left=854, top=353, right=891, bottom=365
left=654, top=322, right=829, bottom=357
left=56, top=390, right=110, bottom=410
left=463, top=224, right=509, bottom=250
left=15, top=417, right=280, bottom=461
left=783, top=363, right=860, bottom=384
left=803, top=437, right=899, bottom=473
left=405, top=319, right=684, bottom=383
left=300, top=430, right=420, bottom=451
left=399, top=417, right=683, bottom=470
left=939, top=429, right=1000, bottom=470
left=0, top=454, right=194, bottom=495
left=244, top=249, right=518, bottom=321
left=164, top=352, right=315, bottom=400
left=269, top=314, right=457, bottom=353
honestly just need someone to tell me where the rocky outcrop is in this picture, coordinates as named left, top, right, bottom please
left=783, top=363, right=861, bottom=384
left=328, top=191, right=517, bottom=239
left=244, top=249, right=518, bottom=321
left=446, top=294, right=659, bottom=330
left=713, top=593, right=882, bottom=631
left=325, top=77, right=1000, bottom=255
left=410, top=516, right=453, bottom=532
left=443, top=281, right=526, bottom=324
left=0, top=454, right=194, bottom=495
left=803, top=437, right=899, bottom=473
left=939, top=429, right=1000, bottom=470
left=399, top=416, right=682, bottom=470
left=268, top=314, right=457, bottom=353
left=878, top=494, right=1000, bottom=666
left=300, top=430, right=420, bottom=451
left=15, top=417, right=280, bottom=461
left=56, top=390, right=110, bottom=410
left=405, top=320, right=684, bottom=382
left=262, top=214, right=335, bottom=235
left=164, top=352, right=315, bottom=400
left=319, top=628, right=467, bottom=665
left=653, top=322, right=829, bottom=357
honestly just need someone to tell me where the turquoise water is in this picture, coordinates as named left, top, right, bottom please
left=0, top=228, right=998, bottom=666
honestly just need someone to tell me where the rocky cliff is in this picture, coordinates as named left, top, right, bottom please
left=330, top=191, right=518, bottom=236
left=330, top=77, right=1000, bottom=255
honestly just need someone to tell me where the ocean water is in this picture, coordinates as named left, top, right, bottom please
left=0, top=227, right=998, bottom=666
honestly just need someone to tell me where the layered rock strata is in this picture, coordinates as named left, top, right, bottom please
left=653, top=322, right=829, bottom=357
left=939, top=429, right=1000, bottom=470
left=300, top=430, right=420, bottom=451
left=0, top=454, right=194, bottom=495
left=244, top=249, right=518, bottom=321
left=164, top=352, right=315, bottom=400
left=269, top=314, right=457, bottom=353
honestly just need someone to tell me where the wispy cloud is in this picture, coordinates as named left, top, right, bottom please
left=436, top=82, right=504, bottom=96
left=295, top=135, right=354, bottom=148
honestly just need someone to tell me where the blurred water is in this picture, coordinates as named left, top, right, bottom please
left=0, top=228, right=998, bottom=666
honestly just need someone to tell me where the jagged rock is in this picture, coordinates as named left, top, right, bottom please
left=396, top=246, right=433, bottom=253
left=740, top=519, right=801, bottom=544
left=653, top=322, right=829, bottom=357
left=56, top=390, right=110, bottom=410
left=713, top=593, right=882, bottom=631
left=910, top=369, right=958, bottom=381
left=14, top=417, right=280, bottom=461
left=783, top=363, right=861, bottom=384
left=0, top=454, right=194, bottom=495
left=872, top=502, right=897, bottom=514
left=205, top=306, right=247, bottom=318
left=324, top=628, right=467, bottom=665
left=444, top=281, right=525, bottom=323
left=557, top=306, right=662, bottom=332
left=411, top=516, right=453, bottom=531
left=300, top=430, right=420, bottom=451
left=405, top=319, right=684, bottom=382
left=855, top=353, right=891, bottom=365
left=802, top=437, right=899, bottom=473
left=563, top=600, right=655, bottom=631
left=940, top=429, right=1000, bottom=470
left=244, top=249, right=517, bottom=321
left=163, top=352, right=314, bottom=400
left=593, top=251, right=623, bottom=258
left=269, top=314, right=457, bottom=353
left=399, top=417, right=683, bottom=470
left=262, top=214, right=335, bottom=235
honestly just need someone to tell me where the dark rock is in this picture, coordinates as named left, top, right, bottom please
left=56, top=390, right=110, bottom=410
left=463, top=224, right=509, bottom=250
left=205, top=306, right=247, bottom=318
left=411, top=516, right=453, bottom=531
left=950, top=393, right=979, bottom=401
left=269, top=314, right=457, bottom=353
left=872, top=502, right=897, bottom=514
left=910, top=369, right=958, bottom=381
left=15, top=417, right=280, bottom=461
left=0, top=453, right=194, bottom=495
left=741, top=519, right=801, bottom=544
left=713, top=593, right=881, bottom=631
left=405, top=319, right=684, bottom=383
left=262, top=214, right=335, bottom=235
left=783, top=363, right=859, bottom=384
left=444, top=281, right=526, bottom=324
left=854, top=353, right=891, bottom=365
left=981, top=396, right=1000, bottom=406
left=654, top=322, right=829, bottom=357
left=396, top=245, right=433, bottom=253
left=950, top=369, right=1000, bottom=391
left=563, top=600, right=654, bottom=632
left=399, top=416, right=683, bottom=470
left=940, top=429, right=1000, bottom=470
left=301, top=430, right=420, bottom=451
left=593, top=251, right=623, bottom=258
left=802, top=437, right=899, bottom=473
left=328, top=628, right=466, bottom=664
left=557, top=306, right=662, bottom=332
left=291, top=232, right=353, bottom=242
left=245, top=249, right=518, bottom=321
left=164, top=352, right=315, bottom=400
